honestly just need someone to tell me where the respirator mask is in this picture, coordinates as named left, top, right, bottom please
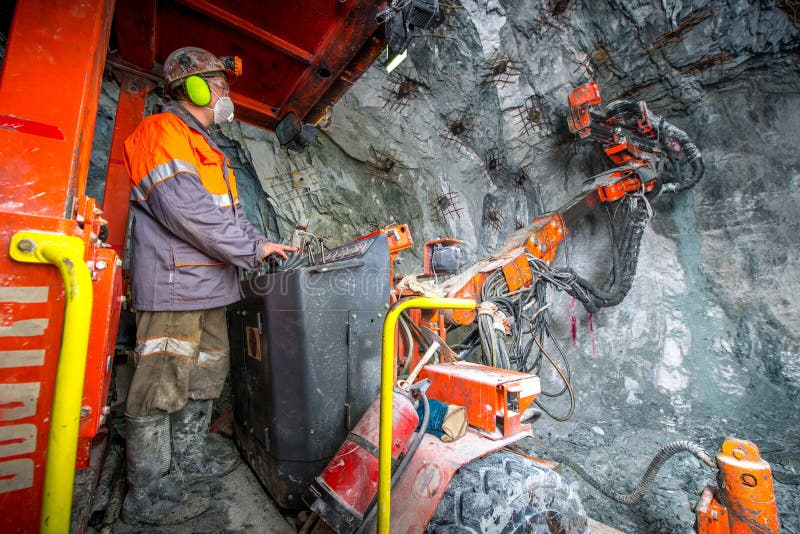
left=205, top=82, right=234, bottom=124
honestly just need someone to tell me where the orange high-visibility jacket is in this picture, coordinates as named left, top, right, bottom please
left=124, top=102, right=267, bottom=311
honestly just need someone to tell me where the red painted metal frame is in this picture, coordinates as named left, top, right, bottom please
left=0, top=1, right=122, bottom=531
left=306, top=33, right=386, bottom=126
left=77, top=244, right=124, bottom=469
left=597, top=175, right=656, bottom=203
left=0, top=0, right=112, bottom=219
left=175, top=0, right=315, bottom=64
left=113, top=0, right=157, bottom=70
left=278, top=2, right=382, bottom=119
left=0, top=214, right=73, bottom=534
left=0, top=208, right=123, bottom=531
left=567, top=81, right=601, bottom=136
left=112, top=0, right=387, bottom=131
left=439, top=214, right=567, bottom=326
left=695, top=487, right=732, bottom=534
left=102, top=73, right=153, bottom=255
left=694, top=439, right=780, bottom=534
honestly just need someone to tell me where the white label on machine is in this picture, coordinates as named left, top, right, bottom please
left=0, top=383, right=41, bottom=421
left=0, top=458, right=34, bottom=494
left=0, top=287, right=49, bottom=303
left=0, top=319, right=49, bottom=337
left=0, top=350, right=45, bottom=368
left=0, top=424, right=36, bottom=457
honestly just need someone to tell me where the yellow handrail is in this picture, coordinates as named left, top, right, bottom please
left=11, top=231, right=93, bottom=534
left=378, top=297, right=476, bottom=534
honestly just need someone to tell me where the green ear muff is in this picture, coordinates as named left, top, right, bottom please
left=185, top=75, right=212, bottom=107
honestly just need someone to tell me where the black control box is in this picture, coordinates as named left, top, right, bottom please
left=229, top=234, right=390, bottom=509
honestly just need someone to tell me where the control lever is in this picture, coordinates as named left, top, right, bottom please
left=263, top=251, right=308, bottom=273
left=263, top=254, right=283, bottom=274
left=280, top=251, right=308, bottom=271
left=263, top=252, right=308, bottom=274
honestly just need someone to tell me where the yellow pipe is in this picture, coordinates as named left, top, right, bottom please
left=378, top=297, right=476, bottom=534
left=10, top=231, right=93, bottom=534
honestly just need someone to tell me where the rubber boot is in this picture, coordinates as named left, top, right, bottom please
left=171, top=399, right=238, bottom=484
left=123, top=412, right=211, bottom=525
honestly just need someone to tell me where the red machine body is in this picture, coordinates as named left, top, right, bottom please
left=0, top=1, right=784, bottom=531
left=309, top=362, right=542, bottom=534
left=567, top=80, right=601, bottom=135
left=440, top=214, right=567, bottom=326
left=0, top=2, right=123, bottom=531
left=311, top=389, right=419, bottom=533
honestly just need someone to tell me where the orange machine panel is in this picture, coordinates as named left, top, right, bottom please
left=501, top=254, right=533, bottom=292
left=419, top=362, right=540, bottom=438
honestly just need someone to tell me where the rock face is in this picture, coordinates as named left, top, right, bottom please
left=83, top=1, right=799, bottom=530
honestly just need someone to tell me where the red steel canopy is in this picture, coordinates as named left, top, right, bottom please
left=112, top=0, right=387, bottom=130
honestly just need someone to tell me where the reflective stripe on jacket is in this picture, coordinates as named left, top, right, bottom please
left=125, top=102, right=267, bottom=311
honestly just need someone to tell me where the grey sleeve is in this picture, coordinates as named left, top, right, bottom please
left=142, top=172, right=264, bottom=270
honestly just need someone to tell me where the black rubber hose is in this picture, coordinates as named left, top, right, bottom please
left=648, top=111, right=705, bottom=193
left=552, top=441, right=717, bottom=505
left=594, top=205, right=647, bottom=307
left=682, top=157, right=706, bottom=192
left=564, top=203, right=648, bottom=312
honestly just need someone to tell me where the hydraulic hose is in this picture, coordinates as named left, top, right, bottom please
left=647, top=110, right=705, bottom=193
left=563, top=203, right=648, bottom=313
left=553, top=441, right=717, bottom=505
left=602, top=101, right=705, bottom=195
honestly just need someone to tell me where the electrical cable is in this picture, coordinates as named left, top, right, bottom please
left=552, top=441, right=717, bottom=505
left=531, top=336, right=574, bottom=421
left=534, top=322, right=571, bottom=398
left=559, top=197, right=649, bottom=313
left=398, top=314, right=415, bottom=375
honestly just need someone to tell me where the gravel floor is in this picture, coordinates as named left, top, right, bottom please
left=511, top=403, right=800, bottom=533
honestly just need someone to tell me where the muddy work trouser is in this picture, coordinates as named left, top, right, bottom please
left=127, top=307, right=229, bottom=417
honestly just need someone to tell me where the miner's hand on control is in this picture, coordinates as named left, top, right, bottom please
left=261, top=242, right=297, bottom=260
